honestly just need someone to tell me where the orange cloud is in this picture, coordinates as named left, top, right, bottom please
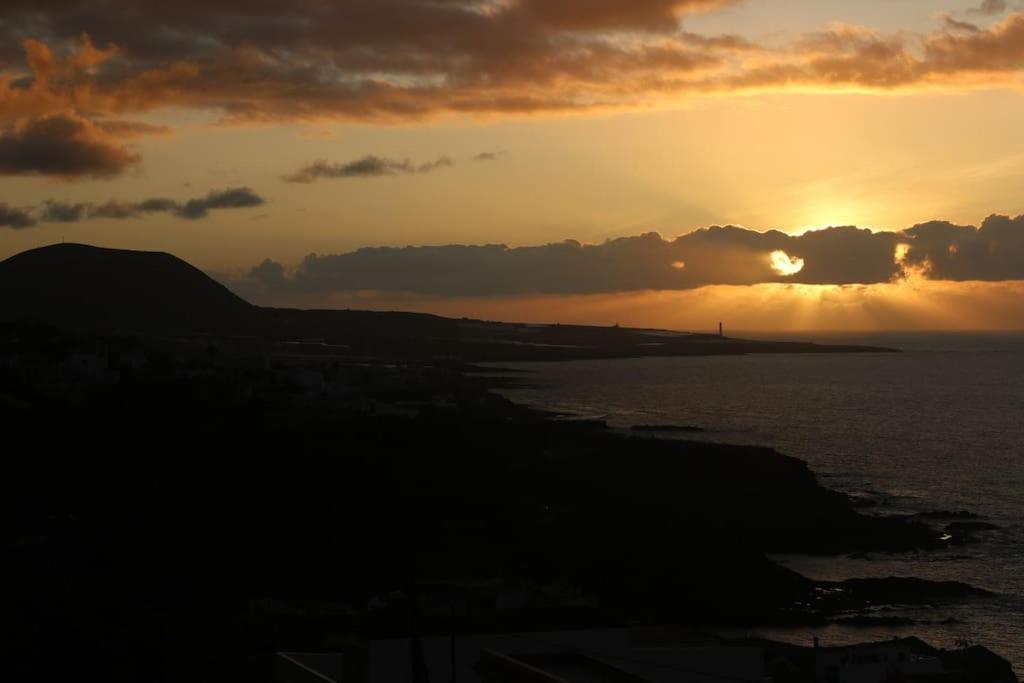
left=4, top=3, right=1024, bottom=171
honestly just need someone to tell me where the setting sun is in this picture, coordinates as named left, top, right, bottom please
left=769, top=250, right=805, bottom=277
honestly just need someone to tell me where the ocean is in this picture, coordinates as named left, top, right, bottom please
left=495, top=332, right=1024, bottom=671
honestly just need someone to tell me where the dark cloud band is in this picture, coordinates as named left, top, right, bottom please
left=0, top=187, right=265, bottom=228
left=0, top=202, right=36, bottom=229
left=241, top=214, right=1024, bottom=296
left=285, top=155, right=455, bottom=183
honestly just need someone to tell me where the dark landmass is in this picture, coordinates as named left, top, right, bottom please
left=0, top=242, right=254, bottom=333
left=829, top=615, right=918, bottom=627
left=2, top=244, right=1012, bottom=681
left=629, top=424, right=706, bottom=433
left=746, top=636, right=1017, bottom=683
left=902, top=511, right=1001, bottom=544
left=947, top=521, right=1001, bottom=533
left=829, top=614, right=969, bottom=628
left=0, top=243, right=897, bottom=362
left=913, top=510, right=987, bottom=521
left=819, top=577, right=994, bottom=611
left=4, top=321, right=1006, bottom=682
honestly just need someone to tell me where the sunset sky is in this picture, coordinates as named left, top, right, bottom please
left=3, top=0, right=1024, bottom=331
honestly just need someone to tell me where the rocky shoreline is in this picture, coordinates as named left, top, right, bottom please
left=4, top=323, right=1015, bottom=681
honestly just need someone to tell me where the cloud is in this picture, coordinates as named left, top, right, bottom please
left=88, top=200, right=142, bottom=219
left=969, top=0, right=1008, bottom=16
left=238, top=214, right=1024, bottom=297
left=96, top=187, right=265, bottom=221
left=941, top=15, right=981, bottom=34
left=0, top=113, right=140, bottom=179
left=923, top=13, right=1024, bottom=74
left=517, top=0, right=736, bottom=31
left=473, top=151, right=505, bottom=161
left=0, top=187, right=265, bottom=228
left=248, top=258, right=287, bottom=288
left=0, top=4, right=738, bottom=127
left=284, top=155, right=455, bottom=183
left=0, top=202, right=35, bottom=229
left=39, top=200, right=88, bottom=222
left=93, top=119, right=173, bottom=139
left=4, top=1, right=1024, bottom=166
left=175, top=187, right=265, bottom=219
left=902, top=215, right=1024, bottom=281
left=135, top=198, right=180, bottom=214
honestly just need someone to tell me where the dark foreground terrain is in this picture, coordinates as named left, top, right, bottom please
left=3, top=321, right=1015, bottom=682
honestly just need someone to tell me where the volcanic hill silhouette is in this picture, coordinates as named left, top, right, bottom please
left=0, top=243, right=255, bottom=333
left=0, top=243, right=459, bottom=339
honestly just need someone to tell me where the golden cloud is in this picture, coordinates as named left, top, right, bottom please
left=2, top=4, right=1024, bottom=130
left=5, top=3, right=1024, bottom=178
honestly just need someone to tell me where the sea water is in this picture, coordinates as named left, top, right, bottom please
left=496, top=333, right=1024, bottom=670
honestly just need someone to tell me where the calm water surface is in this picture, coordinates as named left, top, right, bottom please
left=496, top=333, right=1024, bottom=670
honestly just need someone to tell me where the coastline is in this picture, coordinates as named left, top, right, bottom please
left=4, top=322, right=1016, bottom=681
left=486, top=351, right=1024, bottom=675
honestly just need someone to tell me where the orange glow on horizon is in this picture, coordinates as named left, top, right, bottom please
left=243, top=278, right=1024, bottom=334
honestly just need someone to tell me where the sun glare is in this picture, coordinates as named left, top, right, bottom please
left=895, top=243, right=911, bottom=264
left=770, top=250, right=805, bottom=276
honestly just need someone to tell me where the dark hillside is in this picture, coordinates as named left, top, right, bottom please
left=0, top=243, right=255, bottom=333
